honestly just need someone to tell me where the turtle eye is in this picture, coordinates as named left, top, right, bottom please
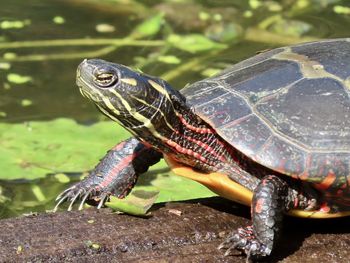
left=95, top=72, right=118, bottom=88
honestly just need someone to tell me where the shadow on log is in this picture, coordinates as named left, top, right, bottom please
left=0, top=197, right=349, bottom=263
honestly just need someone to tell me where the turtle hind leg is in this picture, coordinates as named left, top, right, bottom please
left=219, top=175, right=292, bottom=261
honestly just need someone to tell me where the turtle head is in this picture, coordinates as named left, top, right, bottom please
left=76, top=59, right=187, bottom=143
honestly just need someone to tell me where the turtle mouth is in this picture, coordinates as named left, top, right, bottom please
left=76, top=76, right=103, bottom=103
left=76, top=60, right=106, bottom=104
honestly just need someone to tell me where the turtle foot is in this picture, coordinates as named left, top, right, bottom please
left=218, top=226, right=271, bottom=261
left=54, top=180, right=110, bottom=212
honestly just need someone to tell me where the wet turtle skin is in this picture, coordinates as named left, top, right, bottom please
left=55, top=39, right=350, bottom=261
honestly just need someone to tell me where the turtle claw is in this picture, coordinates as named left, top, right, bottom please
left=219, top=226, right=271, bottom=261
left=68, top=189, right=83, bottom=211
left=78, top=189, right=93, bottom=210
left=54, top=179, right=111, bottom=211
left=97, top=193, right=108, bottom=209
left=53, top=194, right=69, bottom=212
left=55, top=186, right=75, bottom=201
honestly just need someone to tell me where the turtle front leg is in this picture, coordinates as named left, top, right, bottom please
left=54, top=137, right=162, bottom=211
left=219, top=175, right=293, bottom=261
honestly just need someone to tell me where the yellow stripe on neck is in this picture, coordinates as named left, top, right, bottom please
left=148, top=80, right=171, bottom=100
left=109, top=89, right=166, bottom=140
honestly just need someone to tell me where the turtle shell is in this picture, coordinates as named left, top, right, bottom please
left=181, top=39, right=350, bottom=196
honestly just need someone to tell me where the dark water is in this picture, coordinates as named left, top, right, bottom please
left=0, top=0, right=137, bottom=123
left=0, top=0, right=350, bottom=218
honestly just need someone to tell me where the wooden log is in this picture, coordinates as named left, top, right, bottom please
left=0, top=197, right=349, bottom=262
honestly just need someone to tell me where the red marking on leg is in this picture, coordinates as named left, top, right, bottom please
left=112, top=141, right=127, bottom=151
left=314, top=171, right=336, bottom=191
left=255, top=198, right=264, bottom=214
left=99, top=148, right=147, bottom=189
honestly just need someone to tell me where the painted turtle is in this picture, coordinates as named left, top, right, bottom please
left=55, top=39, right=350, bottom=260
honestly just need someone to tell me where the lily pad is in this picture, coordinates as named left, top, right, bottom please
left=167, top=34, right=227, bottom=53
left=131, top=13, right=164, bottom=39
left=0, top=19, right=31, bottom=30
left=52, top=16, right=66, bottom=25
left=0, top=118, right=130, bottom=180
left=157, top=55, right=181, bottom=64
left=7, top=73, right=32, bottom=84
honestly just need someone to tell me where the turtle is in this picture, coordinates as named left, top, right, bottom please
left=54, top=38, right=350, bottom=260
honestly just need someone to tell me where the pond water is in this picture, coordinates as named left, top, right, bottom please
left=0, top=0, right=350, bottom=218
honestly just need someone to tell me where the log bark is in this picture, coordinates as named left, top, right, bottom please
left=0, top=197, right=349, bottom=263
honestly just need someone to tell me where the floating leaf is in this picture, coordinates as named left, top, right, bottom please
left=21, top=99, right=33, bottom=107
left=95, top=23, right=115, bottom=33
left=244, top=10, right=253, bottom=18
left=333, top=5, right=350, bottom=14
left=0, top=62, right=11, bottom=70
left=201, top=68, right=221, bottom=77
left=3, top=53, right=17, bottom=60
left=31, top=185, right=46, bottom=202
left=131, top=13, right=164, bottom=39
left=53, top=16, right=65, bottom=24
left=0, top=119, right=131, bottom=180
left=205, top=23, right=242, bottom=43
left=157, top=55, right=181, bottom=64
left=0, top=20, right=31, bottom=29
left=249, top=0, right=262, bottom=9
left=198, top=11, right=210, bottom=21
left=213, top=13, right=222, bottom=21
left=54, top=173, right=70, bottom=183
left=167, top=34, right=226, bottom=53
left=7, top=73, right=32, bottom=84
left=267, top=2, right=282, bottom=12
left=3, top=83, right=11, bottom=90
left=269, top=19, right=312, bottom=37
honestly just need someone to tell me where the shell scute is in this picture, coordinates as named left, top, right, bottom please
left=219, top=115, right=271, bottom=157
left=194, top=91, right=252, bottom=127
left=253, top=135, right=307, bottom=176
left=292, top=40, right=350, bottom=80
left=218, top=59, right=303, bottom=104
left=183, top=81, right=225, bottom=105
